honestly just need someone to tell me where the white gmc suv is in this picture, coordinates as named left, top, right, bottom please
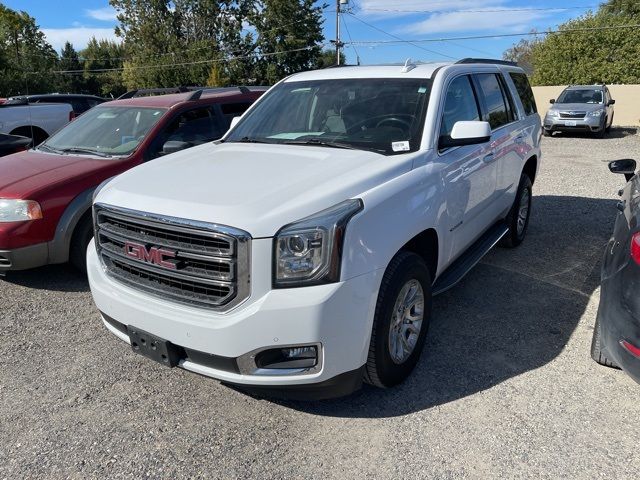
left=88, top=59, right=541, bottom=399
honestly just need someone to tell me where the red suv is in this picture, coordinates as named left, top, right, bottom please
left=0, top=86, right=266, bottom=273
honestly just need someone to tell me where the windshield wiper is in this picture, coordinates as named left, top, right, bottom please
left=59, top=147, right=112, bottom=158
left=283, top=138, right=386, bottom=154
left=37, top=144, right=62, bottom=154
left=235, top=136, right=272, bottom=144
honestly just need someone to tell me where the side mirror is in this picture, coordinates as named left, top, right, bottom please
left=162, top=140, right=190, bottom=155
left=549, top=99, right=555, bottom=104
left=608, top=99, right=616, bottom=106
left=609, top=158, right=637, bottom=182
left=439, top=121, right=491, bottom=149
left=229, top=116, right=241, bottom=130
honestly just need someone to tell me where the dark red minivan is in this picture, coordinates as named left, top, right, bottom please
left=0, top=87, right=266, bottom=273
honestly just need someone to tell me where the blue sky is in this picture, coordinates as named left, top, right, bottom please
left=7, top=0, right=600, bottom=64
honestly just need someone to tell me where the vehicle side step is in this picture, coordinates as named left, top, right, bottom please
left=432, top=222, right=509, bottom=295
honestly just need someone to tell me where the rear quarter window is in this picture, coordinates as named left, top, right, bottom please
left=509, top=72, right=537, bottom=116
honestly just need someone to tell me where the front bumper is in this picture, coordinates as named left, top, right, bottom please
left=597, top=270, right=640, bottom=384
left=544, top=115, right=604, bottom=133
left=87, top=240, right=382, bottom=398
left=0, top=242, right=49, bottom=271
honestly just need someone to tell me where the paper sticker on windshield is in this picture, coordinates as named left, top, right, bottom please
left=418, top=87, right=427, bottom=93
left=392, top=141, right=410, bottom=152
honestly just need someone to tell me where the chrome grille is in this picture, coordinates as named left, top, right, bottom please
left=94, top=204, right=250, bottom=310
left=559, top=111, right=586, bottom=119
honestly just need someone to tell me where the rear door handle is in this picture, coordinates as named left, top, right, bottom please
left=483, top=153, right=495, bottom=163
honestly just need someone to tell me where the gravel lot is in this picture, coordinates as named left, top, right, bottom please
left=2, top=129, right=640, bottom=479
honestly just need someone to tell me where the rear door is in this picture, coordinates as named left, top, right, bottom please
left=472, top=72, right=522, bottom=215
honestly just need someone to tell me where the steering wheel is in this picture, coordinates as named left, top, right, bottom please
left=376, top=116, right=413, bottom=130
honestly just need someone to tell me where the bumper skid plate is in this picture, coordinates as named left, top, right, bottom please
left=127, top=326, right=182, bottom=368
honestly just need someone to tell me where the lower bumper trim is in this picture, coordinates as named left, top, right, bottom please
left=227, top=366, right=365, bottom=401
left=0, top=242, right=49, bottom=271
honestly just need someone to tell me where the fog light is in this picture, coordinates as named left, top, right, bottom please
left=255, top=345, right=318, bottom=369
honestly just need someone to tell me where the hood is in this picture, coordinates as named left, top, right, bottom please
left=0, top=149, right=118, bottom=198
left=550, top=102, right=605, bottom=112
left=98, top=142, right=416, bottom=237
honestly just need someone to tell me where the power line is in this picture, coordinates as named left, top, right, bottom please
left=31, top=44, right=328, bottom=75
left=347, top=13, right=456, bottom=60
left=344, top=24, right=640, bottom=46
left=358, top=5, right=602, bottom=14
left=341, top=14, right=360, bottom=64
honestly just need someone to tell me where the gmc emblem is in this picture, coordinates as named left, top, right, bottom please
left=124, top=241, right=177, bottom=270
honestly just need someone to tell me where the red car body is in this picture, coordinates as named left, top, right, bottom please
left=0, top=87, right=265, bottom=272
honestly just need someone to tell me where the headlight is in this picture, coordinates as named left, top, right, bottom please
left=0, top=199, right=43, bottom=222
left=546, top=110, right=559, bottom=118
left=588, top=109, right=605, bottom=117
left=273, top=199, right=363, bottom=287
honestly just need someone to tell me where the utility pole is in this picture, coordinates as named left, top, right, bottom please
left=335, top=0, right=348, bottom=65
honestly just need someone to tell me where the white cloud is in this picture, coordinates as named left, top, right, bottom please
left=403, top=8, right=549, bottom=35
left=357, top=0, right=507, bottom=17
left=85, top=6, right=118, bottom=22
left=42, top=27, right=119, bottom=52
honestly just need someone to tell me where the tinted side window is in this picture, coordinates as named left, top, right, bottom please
left=509, top=72, right=537, bottom=116
left=166, top=107, right=224, bottom=143
left=220, top=102, right=252, bottom=124
left=475, top=74, right=510, bottom=130
left=440, top=75, right=480, bottom=140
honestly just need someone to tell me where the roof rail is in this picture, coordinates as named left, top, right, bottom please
left=456, top=58, right=518, bottom=67
left=116, top=86, right=193, bottom=99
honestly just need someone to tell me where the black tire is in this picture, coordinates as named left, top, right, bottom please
left=500, top=174, right=532, bottom=248
left=606, top=113, right=613, bottom=133
left=364, top=251, right=432, bottom=388
left=596, top=120, right=606, bottom=138
left=590, top=315, right=619, bottom=368
left=542, top=128, right=551, bottom=137
left=69, top=214, right=93, bottom=273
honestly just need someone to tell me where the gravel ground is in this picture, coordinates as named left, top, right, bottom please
left=2, top=128, right=640, bottom=479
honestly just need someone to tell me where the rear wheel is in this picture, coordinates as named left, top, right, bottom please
left=69, top=214, right=93, bottom=273
left=590, top=315, right=619, bottom=368
left=500, top=174, right=532, bottom=248
left=364, top=251, right=432, bottom=388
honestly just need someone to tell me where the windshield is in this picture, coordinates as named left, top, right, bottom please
left=225, top=78, right=432, bottom=155
left=557, top=89, right=603, bottom=104
left=40, top=106, right=167, bottom=157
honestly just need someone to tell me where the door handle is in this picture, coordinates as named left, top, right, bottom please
left=514, top=135, right=524, bottom=144
left=483, top=153, right=495, bottom=163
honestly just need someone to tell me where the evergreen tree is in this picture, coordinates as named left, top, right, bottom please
left=252, top=0, right=324, bottom=84
left=0, top=5, right=58, bottom=96
left=57, top=42, right=84, bottom=93
left=81, top=38, right=126, bottom=97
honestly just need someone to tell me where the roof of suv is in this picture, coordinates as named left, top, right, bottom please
left=105, top=87, right=269, bottom=109
left=565, top=85, right=606, bottom=90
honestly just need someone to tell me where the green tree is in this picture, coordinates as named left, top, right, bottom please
left=81, top=38, right=126, bottom=97
left=110, top=0, right=254, bottom=88
left=313, top=48, right=345, bottom=69
left=56, top=41, right=85, bottom=93
left=508, top=1, right=640, bottom=85
left=502, top=35, right=540, bottom=75
left=252, top=0, right=324, bottom=84
left=0, top=5, right=58, bottom=96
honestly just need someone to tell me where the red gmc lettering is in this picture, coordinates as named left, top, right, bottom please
left=123, top=241, right=177, bottom=270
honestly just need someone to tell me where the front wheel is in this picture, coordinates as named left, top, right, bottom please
left=69, top=214, right=94, bottom=273
left=500, top=174, right=532, bottom=248
left=364, top=251, right=432, bottom=388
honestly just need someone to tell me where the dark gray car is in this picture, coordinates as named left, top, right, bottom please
left=543, top=85, right=615, bottom=138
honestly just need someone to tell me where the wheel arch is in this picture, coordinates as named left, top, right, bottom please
left=10, top=125, right=49, bottom=145
left=523, top=155, right=538, bottom=185
left=399, top=228, right=439, bottom=281
left=47, top=187, right=96, bottom=264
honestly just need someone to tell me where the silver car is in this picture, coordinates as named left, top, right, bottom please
left=543, top=85, right=615, bottom=138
